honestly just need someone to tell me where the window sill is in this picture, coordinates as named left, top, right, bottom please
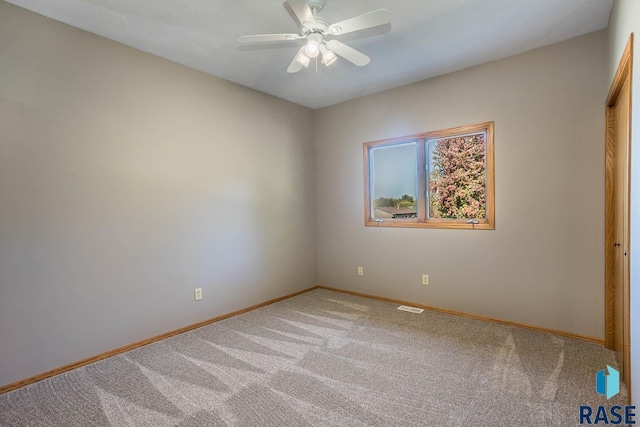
left=364, top=218, right=494, bottom=230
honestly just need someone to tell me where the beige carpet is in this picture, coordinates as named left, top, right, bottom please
left=0, top=288, right=628, bottom=426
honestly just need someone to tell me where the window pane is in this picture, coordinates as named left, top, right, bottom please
left=428, top=133, right=486, bottom=219
left=370, top=142, right=418, bottom=219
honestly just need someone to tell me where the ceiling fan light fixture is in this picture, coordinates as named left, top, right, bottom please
left=305, top=42, right=319, bottom=58
left=296, top=51, right=311, bottom=67
left=305, top=33, right=322, bottom=58
left=320, top=44, right=337, bottom=66
left=323, top=51, right=337, bottom=66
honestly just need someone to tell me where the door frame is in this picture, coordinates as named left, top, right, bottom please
left=604, top=33, right=633, bottom=400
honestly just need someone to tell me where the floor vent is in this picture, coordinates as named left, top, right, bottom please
left=397, top=305, right=424, bottom=314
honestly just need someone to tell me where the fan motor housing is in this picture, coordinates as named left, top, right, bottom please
left=301, top=18, right=329, bottom=36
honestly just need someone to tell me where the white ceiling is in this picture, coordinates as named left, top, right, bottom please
left=6, top=0, right=613, bottom=109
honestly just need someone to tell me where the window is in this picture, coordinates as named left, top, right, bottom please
left=364, top=122, right=494, bottom=229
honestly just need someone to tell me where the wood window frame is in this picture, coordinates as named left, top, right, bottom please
left=363, top=122, right=495, bottom=230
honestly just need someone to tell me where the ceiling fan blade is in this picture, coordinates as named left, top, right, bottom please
left=286, top=0, right=317, bottom=29
left=326, top=40, right=370, bottom=66
left=287, top=46, right=307, bottom=73
left=237, top=33, right=302, bottom=43
left=328, top=9, right=391, bottom=35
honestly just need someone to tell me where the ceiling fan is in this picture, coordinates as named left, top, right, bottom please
left=237, top=0, right=391, bottom=73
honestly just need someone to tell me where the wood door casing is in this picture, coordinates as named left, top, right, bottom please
left=604, top=34, right=633, bottom=402
left=613, top=79, right=630, bottom=387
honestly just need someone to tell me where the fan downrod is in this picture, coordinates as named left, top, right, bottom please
left=308, top=0, right=325, bottom=14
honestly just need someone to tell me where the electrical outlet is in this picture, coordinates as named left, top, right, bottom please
left=194, top=288, right=202, bottom=301
left=357, top=266, right=363, bottom=276
left=422, top=274, right=429, bottom=286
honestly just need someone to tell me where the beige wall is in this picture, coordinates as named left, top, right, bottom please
left=316, top=31, right=608, bottom=339
left=0, top=2, right=317, bottom=387
left=608, top=0, right=640, bottom=406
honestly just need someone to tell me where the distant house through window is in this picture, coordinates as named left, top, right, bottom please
left=364, top=122, right=494, bottom=229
